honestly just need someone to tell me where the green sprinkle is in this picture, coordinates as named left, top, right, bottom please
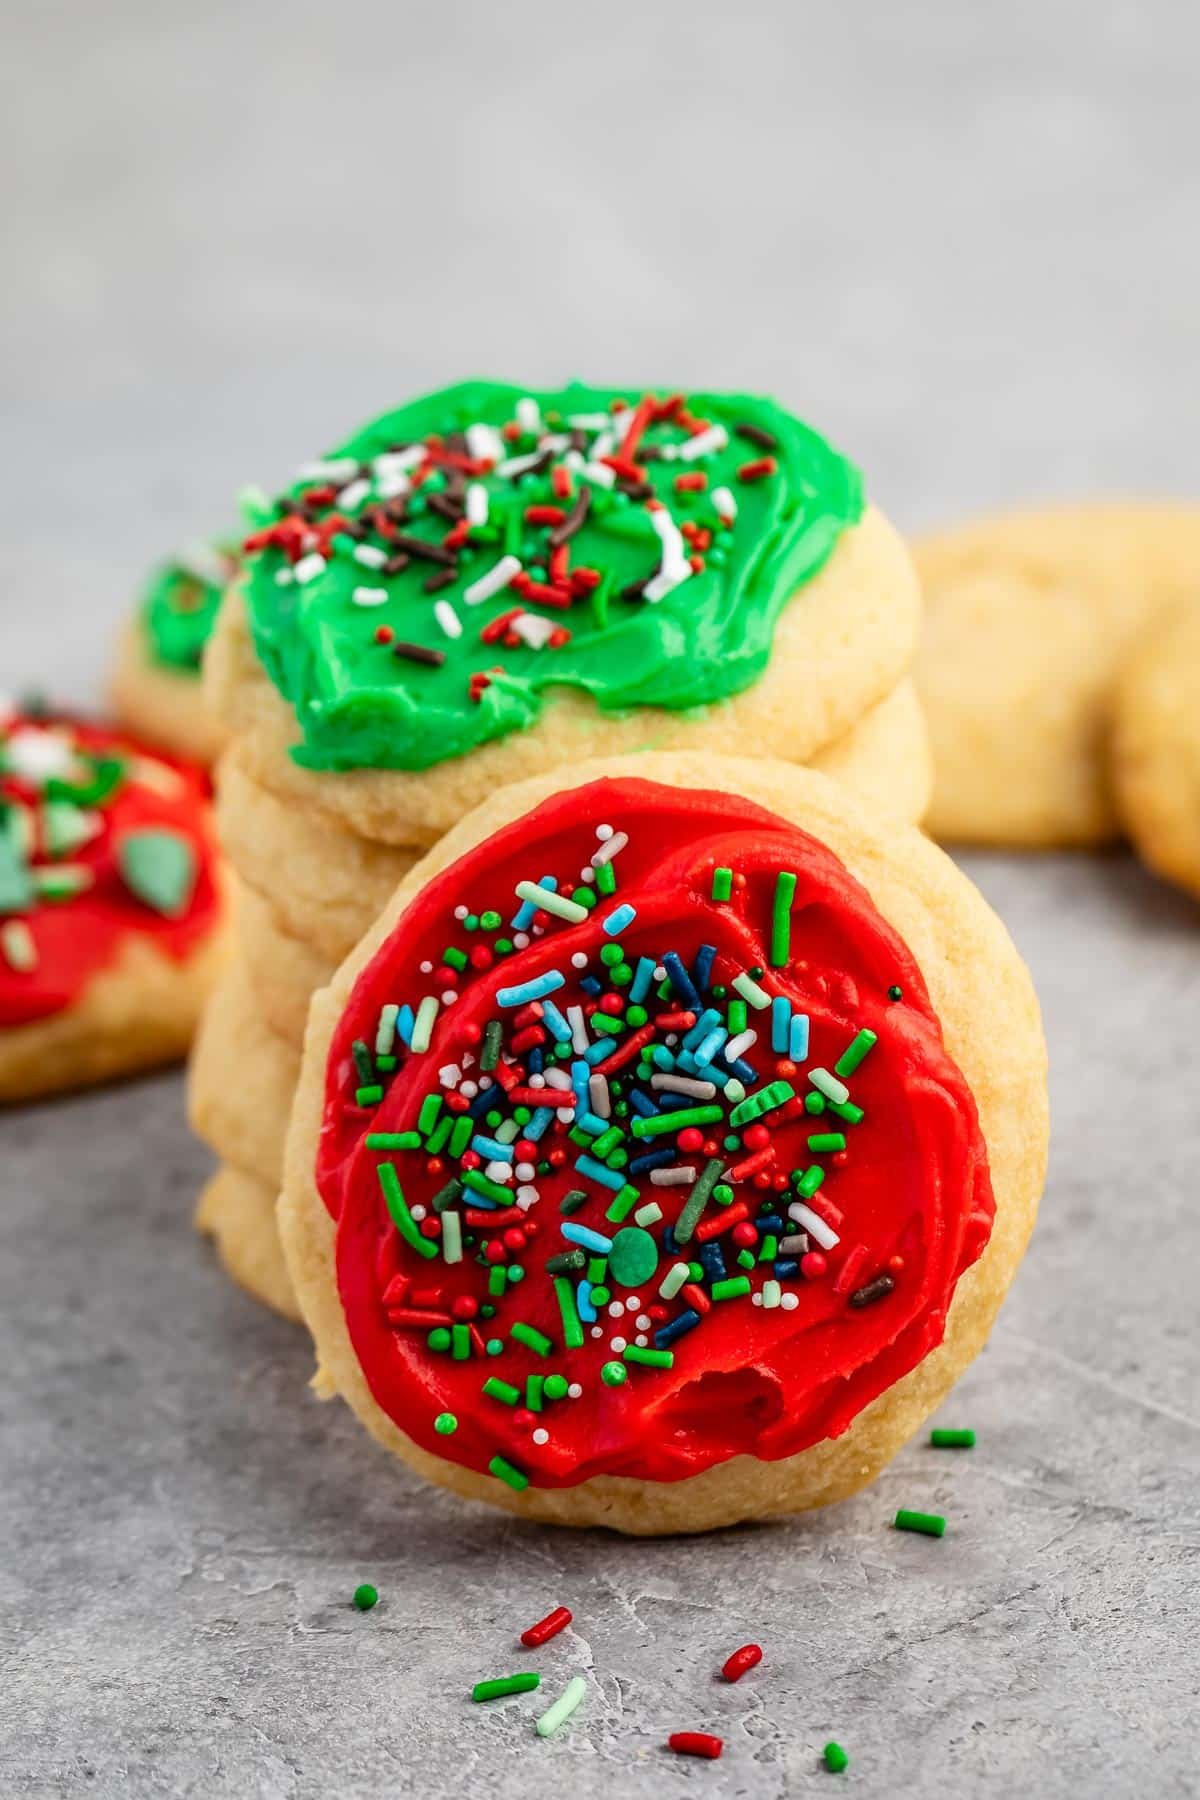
left=807, top=1133, right=846, bottom=1153
left=356, top=1084, right=383, bottom=1107
left=674, top=1159, right=723, bottom=1243
left=117, top=828, right=198, bottom=917
left=535, top=1675, right=587, bottom=1738
left=425, top=1115, right=452, bottom=1154
left=888, top=984, right=904, bottom=1002
left=418, top=1093, right=443, bottom=1135
left=658, top=1261, right=690, bottom=1299
left=545, top=1250, right=586, bottom=1275
left=824, top=1741, right=849, bottom=1773
left=442, top=945, right=467, bottom=971
left=410, top=995, right=439, bottom=1055
left=441, top=1210, right=463, bottom=1264
left=595, top=859, right=617, bottom=896
left=711, top=866, right=733, bottom=902
left=930, top=1428, right=976, bottom=1449
left=796, top=1165, right=825, bottom=1198
left=805, top=1093, right=827, bottom=1115
left=601, top=1360, right=627, bottom=1386
left=608, top=1226, right=658, bottom=1288
left=451, top=1323, right=470, bottom=1361
left=525, top=1375, right=544, bottom=1411
left=835, top=1028, right=878, bottom=1078
left=732, top=970, right=772, bottom=1010
left=428, top=1327, right=451, bottom=1352
left=472, top=1672, right=540, bottom=1703
left=377, top=1163, right=438, bottom=1260
left=588, top=1284, right=610, bottom=1305
left=711, top=1276, right=752, bottom=1301
left=365, top=1131, right=421, bottom=1150
left=511, top=1322, right=553, bottom=1357
left=486, top=1337, right=503, bottom=1356
left=544, top=1373, right=569, bottom=1401
left=483, top=1376, right=520, bottom=1405
left=353, top=1583, right=378, bottom=1611
left=554, top=1278, right=584, bottom=1349
left=713, top=1182, right=734, bottom=1205
left=489, top=1455, right=529, bottom=1492
left=726, top=999, right=747, bottom=1035
left=630, top=1104, right=723, bottom=1139
left=448, top=1115, right=473, bottom=1158
left=434, top=1412, right=457, bottom=1434
left=481, top=1020, right=502, bottom=1071
left=431, top=1177, right=465, bottom=1213
left=480, top=910, right=502, bottom=931
left=604, top=1184, right=640, bottom=1224
left=729, top=1080, right=794, bottom=1128
left=828, top=1098, right=865, bottom=1125
left=894, top=1509, right=946, bottom=1537
left=770, top=870, right=797, bottom=966
left=464, top=1168, right=512, bottom=1204
left=623, top=1344, right=673, bottom=1368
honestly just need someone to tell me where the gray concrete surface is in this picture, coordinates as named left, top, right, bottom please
left=3, top=2, right=1199, bottom=1795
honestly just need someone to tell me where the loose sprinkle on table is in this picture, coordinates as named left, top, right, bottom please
left=894, top=1508, right=947, bottom=1538
left=721, top=1642, right=763, bottom=1682
left=472, top=1672, right=541, bottom=1703
left=668, top=1732, right=724, bottom=1759
left=520, top=1605, right=573, bottom=1648
left=352, top=1583, right=378, bottom=1611
left=534, top=1674, right=587, bottom=1738
left=930, top=1427, right=975, bottom=1448
left=824, top=1740, right=850, bottom=1773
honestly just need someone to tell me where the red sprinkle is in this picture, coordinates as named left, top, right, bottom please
left=721, top=1642, right=763, bottom=1683
left=669, top=1733, right=723, bottom=1760
left=737, top=455, right=778, bottom=482
left=674, top=471, right=707, bottom=492
left=520, top=1605, right=573, bottom=1648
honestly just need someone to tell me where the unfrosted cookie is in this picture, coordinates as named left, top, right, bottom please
left=110, top=541, right=237, bottom=766
left=195, top=1163, right=302, bottom=1322
left=914, top=503, right=1200, bottom=845
left=0, top=704, right=229, bottom=1102
left=1112, top=601, right=1200, bottom=899
left=279, top=752, right=1047, bottom=1534
left=236, top=880, right=335, bottom=1045
left=187, top=959, right=299, bottom=1188
left=206, top=381, right=922, bottom=847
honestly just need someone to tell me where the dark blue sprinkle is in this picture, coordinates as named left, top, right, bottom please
left=757, top=1214, right=784, bottom=1235
left=662, top=951, right=700, bottom=1011
left=468, top=1085, right=497, bottom=1119
left=655, top=1309, right=702, bottom=1350
left=662, top=1226, right=681, bottom=1259
left=580, top=976, right=602, bottom=997
left=658, top=1092, right=697, bottom=1112
left=698, top=1242, right=726, bottom=1282
left=629, top=1145, right=676, bottom=1176
left=773, top=1259, right=799, bottom=1280
left=724, top=1056, right=758, bottom=1084
left=628, top=1090, right=658, bottom=1118
left=692, top=944, right=716, bottom=993
left=527, top=1048, right=544, bottom=1076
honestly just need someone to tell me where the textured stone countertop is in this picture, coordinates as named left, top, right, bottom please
left=2, top=2, right=1198, bottom=1794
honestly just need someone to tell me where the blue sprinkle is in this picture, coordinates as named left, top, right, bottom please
left=698, top=1242, right=726, bottom=1282
left=525, top=1106, right=556, bottom=1141
left=662, top=951, right=700, bottom=1011
left=396, top=1004, right=415, bottom=1048
left=655, top=1308, right=702, bottom=1350
left=630, top=956, right=657, bottom=1003
left=692, top=944, right=716, bottom=993
left=627, top=1090, right=658, bottom=1119
left=579, top=975, right=603, bottom=997
left=789, top=1013, right=811, bottom=1061
left=659, top=1092, right=700, bottom=1112
left=512, top=874, right=556, bottom=931
left=577, top=1280, right=597, bottom=1323
left=694, top=1027, right=728, bottom=1068
left=773, top=1259, right=800, bottom=1279
left=575, top=1154, right=624, bottom=1191
left=575, top=1111, right=609, bottom=1136
left=471, top=1136, right=513, bottom=1163
left=497, top=970, right=565, bottom=1007
left=528, top=1047, right=544, bottom=1075
left=650, top=1045, right=675, bottom=1072
left=583, top=1039, right=616, bottom=1067
left=757, top=1214, right=785, bottom=1234
left=683, top=1007, right=721, bottom=1051
left=541, top=999, right=573, bottom=1043
left=467, top=1085, right=497, bottom=1119
left=629, top=1145, right=675, bottom=1175
left=724, top=1056, right=758, bottom=1084
left=771, top=996, right=791, bottom=1054
left=662, top=1226, right=680, bottom=1258
left=602, top=902, right=636, bottom=936
left=562, top=1222, right=614, bottom=1255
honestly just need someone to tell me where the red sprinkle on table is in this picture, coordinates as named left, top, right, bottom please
left=520, top=1605, right=573, bottom=1648
left=721, top=1642, right=763, bottom=1683
left=669, top=1732, right=724, bottom=1759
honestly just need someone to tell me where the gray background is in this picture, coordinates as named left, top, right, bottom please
left=2, top=2, right=1198, bottom=1795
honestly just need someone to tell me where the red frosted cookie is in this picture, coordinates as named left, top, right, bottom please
left=0, top=703, right=229, bottom=1101
left=279, top=754, right=1046, bottom=1533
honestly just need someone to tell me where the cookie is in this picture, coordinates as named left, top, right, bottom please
left=236, top=880, right=336, bottom=1046
left=205, top=381, right=922, bottom=847
left=195, top=1164, right=302, bottom=1322
left=187, top=959, right=299, bottom=1188
left=914, top=503, right=1200, bottom=845
left=0, top=704, right=229, bottom=1102
left=278, top=753, right=1047, bottom=1535
left=1112, top=600, right=1200, bottom=899
left=110, top=541, right=238, bottom=766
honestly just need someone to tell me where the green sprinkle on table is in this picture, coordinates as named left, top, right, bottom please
left=472, top=1672, right=540, bottom=1703
left=930, top=1427, right=976, bottom=1449
left=353, top=1583, right=378, bottom=1611
left=894, top=1508, right=946, bottom=1537
left=823, top=1740, right=849, bottom=1773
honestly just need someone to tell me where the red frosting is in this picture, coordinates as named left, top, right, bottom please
left=0, top=709, right=222, bottom=1027
left=315, top=777, right=994, bottom=1491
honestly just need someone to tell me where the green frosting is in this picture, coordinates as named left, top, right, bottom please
left=142, top=542, right=238, bottom=674
left=241, top=382, right=864, bottom=772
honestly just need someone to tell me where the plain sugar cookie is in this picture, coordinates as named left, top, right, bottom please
left=914, top=503, right=1200, bottom=846
left=110, top=540, right=237, bottom=766
left=1112, top=601, right=1200, bottom=899
left=0, top=704, right=229, bottom=1102
left=195, top=1163, right=301, bottom=1322
left=205, top=381, right=922, bottom=847
left=279, top=752, right=1047, bottom=1534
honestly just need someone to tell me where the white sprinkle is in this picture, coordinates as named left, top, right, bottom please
left=512, top=611, right=556, bottom=649
left=590, top=1325, right=604, bottom=1339
left=454, top=904, right=468, bottom=919
left=485, top=1161, right=513, bottom=1185
left=570, top=952, right=588, bottom=970
left=373, top=445, right=426, bottom=477
left=566, top=412, right=612, bottom=430
left=374, top=471, right=412, bottom=501
left=650, top=1073, right=717, bottom=1100
left=635, top=1314, right=652, bottom=1332
left=580, top=867, right=596, bottom=883
left=761, top=1279, right=782, bottom=1310
left=5, top=730, right=80, bottom=784
left=460, top=1081, right=479, bottom=1100
left=293, top=553, right=327, bottom=585
left=567, top=1383, right=582, bottom=1399
left=635, top=1334, right=648, bottom=1348
left=781, top=1292, right=800, bottom=1312
left=580, top=460, right=616, bottom=489
left=274, top=568, right=294, bottom=586
left=337, top=478, right=371, bottom=512
left=677, top=423, right=729, bottom=462
left=438, top=1064, right=462, bottom=1088
left=809, top=1067, right=850, bottom=1105
left=588, top=1074, right=611, bottom=1120
left=466, top=482, right=489, bottom=527
left=567, top=1005, right=589, bottom=1052
left=419, top=960, right=433, bottom=975
left=650, top=1166, right=697, bottom=1187
left=434, top=600, right=462, bottom=640
left=634, top=1202, right=663, bottom=1228
left=297, top=457, right=358, bottom=482
left=466, top=423, right=505, bottom=464
left=1, top=920, right=37, bottom=972
left=610, top=1336, right=627, bottom=1354
left=441, top=990, right=458, bottom=1006
left=516, top=396, right=542, bottom=436
left=513, top=931, right=530, bottom=949
left=353, top=543, right=388, bottom=569
left=542, top=1067, right=573, bottom=1091
left=410, top=1205, right=426, bottom=1223
left=788, top=1201, right=839, bottom=1251
left=607, top=1301, right=625, bottom=1318
left=648, top=505, right=689, bottom=577
left=409, top=995, right=439, bottom=1056
left=532, top=1427, right=550, bottom=1446
left=752, top=1292, right=763, bottom=1307
left=464, top=554, right=521, bottom=606
left=352, top=586, right=388, bottom=607
left=516, top=1186, right=539, bottom=1209
left=495, top=452, right=544, bottom=480
left=515, top=1162, right=536, bottom=1181
left=642, top=565, right=692, bottom=604
left=659, top=1262, right=690, bottom=1300
left=591, top=829, right=627, bottom=868
left=724, top=1028, right=758, bottom=1062
left=712, top=485, right=738, bottom=522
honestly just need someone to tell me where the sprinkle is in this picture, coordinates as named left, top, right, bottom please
left=711, top=1276, right=751, bottom=1301
left=590, top=829, right=627, bottom=867
left=353, top=1583, right=378, bottom=1611
left=1, top=920, right=37, bottom=972
left=931, top=1428, right=976, bottom=1449
left=554, top=1278, right=585, bottom=1349
left=721, top=1643, right=763, bottom=1683
left=623, top=1344, right=673, bottom=1368
left=293, top=552, right=327, bottom=584
left=466, top=483, right=489, bottom=527
left=850, top=1274, right=895, bottom=1308
left=392, top=641, right=446, bottom=668
left=659, top=1261, right=691, bottom=1299
left=535, top=1675, right=587, bottom=1738
left=377, top=1163, right=438, bottom=1261
left=352, top=585, right=388, bottom=607
left=835, top=1029, right=878, bottom=1077
left=601, top=902, right=636, bottom=935
left=510, top=1322, right=553, bottom=1357
left=489, top=1455, right=530, bottom=1492
left=732, top=970, right=772, bottom=1010
left=434, top=1412, right=457, bottom=1434
left=668, top=1733, right=723, bottom=1760
left=788, top=1201, right=839, bottom=1251
left=434, top=600, right=462, bottom=639
left=710, top=865, right=733, bottom=901
left=673, top=1158, right=723, bottom=1243
left=497, top=969, right=567, bottom=1006
left=562, top=1222, right=612, bottom=1255
left=514, top=881, right=589, bottom=925
left=737, top=455, right=777, bottom=482
left=770, top=871, right=797, bottom=966
left=630, top=1104, right=723, bottom=1140
left=118, top=829, right=198, bottom=918
left=894, top=1509, right=946, bottom=1538
left=521, top=1606, right=572, bottom=1648
left=711, top=486, right=737, bottom=522
left=464, top=554, right=522, bottom=606
left=472, top=1672, right=540, bottom=1703
left=824, top=1741, right=850, bottom=1773
left=809, top=1067, right=849, bottom=1104
left=410, top=995, right=440, bottom=1054
left=789, top=1014, right=810, bottom=1060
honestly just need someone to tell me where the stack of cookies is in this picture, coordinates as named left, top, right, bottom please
left=187, top=380, right=932, bottom=1318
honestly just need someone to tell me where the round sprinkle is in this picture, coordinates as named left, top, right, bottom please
left=824, top=1741, right=850, bottom=1773
left=608, top=1226, right=658, bottom=1289
left=434, top=1412, right=458, bottom=1435
left=601, top=1361, right=627, bottom=1386
left=353, top=1583, right=378, bottom=1611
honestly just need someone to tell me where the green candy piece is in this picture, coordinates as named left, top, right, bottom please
left=607, top=1226, right=658, bottom=1289
left=118, top=829, right=198, bottom=917
left=41, top=801, right=97, bottom=859
left=0, top=837, right=33, bottom=915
